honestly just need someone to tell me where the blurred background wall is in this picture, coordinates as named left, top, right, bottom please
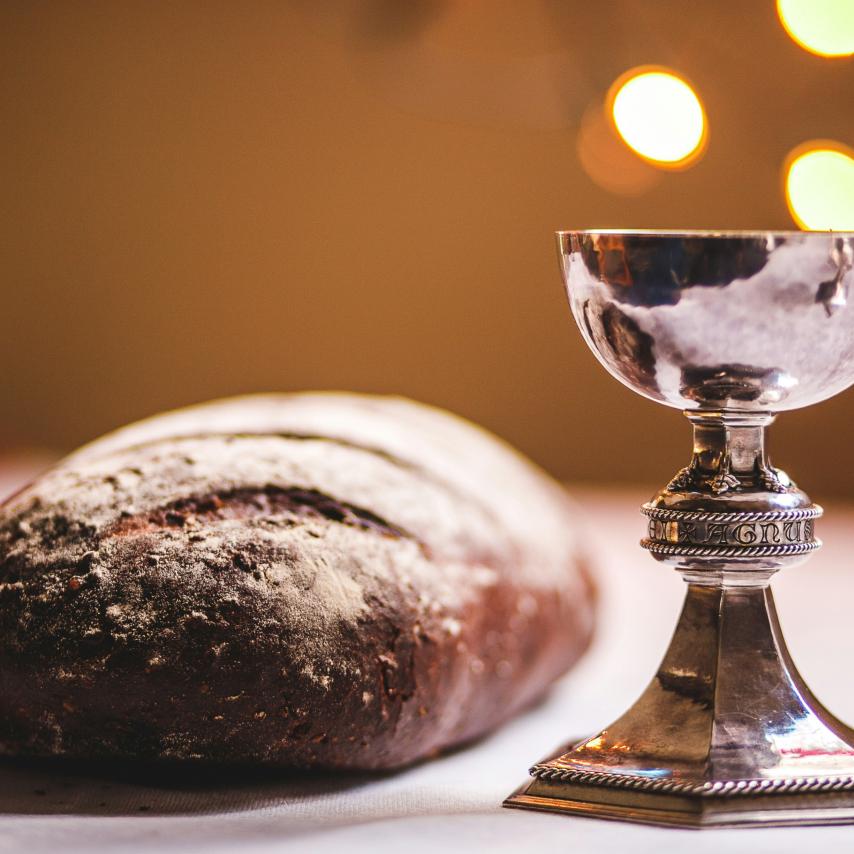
left=2, top=0, right=854, bottom=495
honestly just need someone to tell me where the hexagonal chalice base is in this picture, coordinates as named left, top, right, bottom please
left=505, top=231, right=854, bottom=828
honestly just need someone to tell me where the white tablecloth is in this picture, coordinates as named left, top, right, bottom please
left=2, top=485, right=854, bottom=853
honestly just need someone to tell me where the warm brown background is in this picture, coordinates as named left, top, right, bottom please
left=2, top=1, right=853, bottom=495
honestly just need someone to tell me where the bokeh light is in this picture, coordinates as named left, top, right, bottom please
left=785, top=142, right=854, bottom=230
left=609, top=68, right=707, bottom=168
left=576, top=104, right=661, bottom=196
left=777, top=0, right=854, bottom=58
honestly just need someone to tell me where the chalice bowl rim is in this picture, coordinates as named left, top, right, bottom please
left=556, top=227, right=854, bottom=237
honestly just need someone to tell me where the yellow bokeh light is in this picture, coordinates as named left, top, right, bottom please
left=777, top=0, right=854, bottom=58
left=785, top=143, right=854, bottom=231
left=609, top=67, right=706, bottom=168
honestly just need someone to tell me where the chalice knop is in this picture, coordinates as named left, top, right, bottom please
left=505, top=230, right=854, bottom=828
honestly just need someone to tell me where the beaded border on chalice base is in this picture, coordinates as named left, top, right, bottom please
left=528, top=765, right=854, bottom=797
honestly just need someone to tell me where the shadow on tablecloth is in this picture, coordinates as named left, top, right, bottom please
left=0, top=756, right=384, bottom=816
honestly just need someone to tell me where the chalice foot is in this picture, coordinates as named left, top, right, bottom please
left=506, top=572, right=854, bottom=828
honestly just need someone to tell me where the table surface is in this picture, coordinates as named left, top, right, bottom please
left=2, top=478, right=854, bottom=854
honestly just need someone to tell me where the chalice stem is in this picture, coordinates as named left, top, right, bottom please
left=668, top=413, right=787, bottom=497
left=508, top=411, right=854, bottom=826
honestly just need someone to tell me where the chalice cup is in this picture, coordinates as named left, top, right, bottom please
left=505, top=230, right=854, bottom=828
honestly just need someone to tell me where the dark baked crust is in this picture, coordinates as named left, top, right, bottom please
left=0, top=394, right=595, bottom=769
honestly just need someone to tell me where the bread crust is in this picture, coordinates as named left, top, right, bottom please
left=0, top=394, right=595, bottom=769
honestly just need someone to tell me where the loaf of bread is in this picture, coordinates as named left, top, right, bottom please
left=0, top=394, right=594, bottom=769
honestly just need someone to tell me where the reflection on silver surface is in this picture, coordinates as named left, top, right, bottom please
left=562, top=231, right=854, bottom=411
left=506, top=230, right=854, bottom=828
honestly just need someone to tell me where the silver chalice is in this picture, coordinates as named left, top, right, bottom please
left=505, top=230, right=854, bottom=828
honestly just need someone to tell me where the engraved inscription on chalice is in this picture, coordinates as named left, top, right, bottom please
left=645, top=515, right=816, bottom=548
